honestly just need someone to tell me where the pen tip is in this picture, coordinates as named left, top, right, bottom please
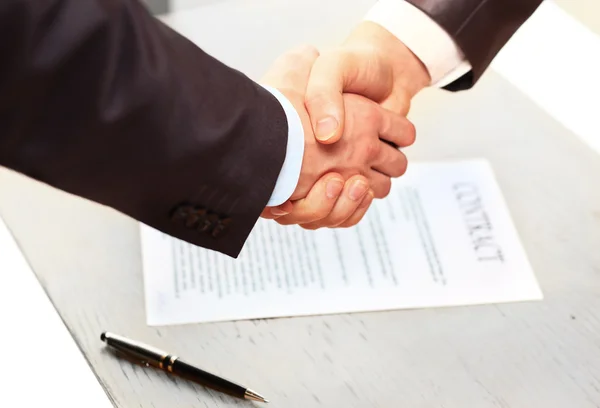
left=100, top=332, right=107, bottom=342
left=244, top=389, right=269, bottom=403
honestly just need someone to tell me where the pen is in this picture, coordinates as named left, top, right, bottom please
left=100, top=332, right=268, bottom=403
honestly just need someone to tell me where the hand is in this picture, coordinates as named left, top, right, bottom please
left=261, top=173, right=375, bottom=229
left=291, top=92, right=413, bottom=200
left=260, top=46, right=375, bottom=228
left=305, top=21, right=430, bottom=144
left=260, top=45, right=415, bottom=228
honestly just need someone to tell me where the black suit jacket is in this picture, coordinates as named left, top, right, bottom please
left=406, top=0, right=544, bottom=90
left=0, top=0, right=543, bottom=258
left=0, top=0, right=288, bottom=257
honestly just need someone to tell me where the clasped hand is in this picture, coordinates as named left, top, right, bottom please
left=261, top=22, right=430, bottom=229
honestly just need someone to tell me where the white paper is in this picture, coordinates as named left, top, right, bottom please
left=140, top=159, right=542, bottom=326
left=0, top=216, right=112, bottom=407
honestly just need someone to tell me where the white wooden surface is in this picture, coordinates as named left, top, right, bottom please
left=1, top=0, right=600, bottom=407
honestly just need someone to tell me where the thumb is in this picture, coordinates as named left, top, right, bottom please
left=304, top=53, right=348, bottom=145
left=260, top=200, right=294, bottom=220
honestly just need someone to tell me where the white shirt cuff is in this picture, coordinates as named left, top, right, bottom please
left=364, top=0, right=472, bottom=88
left=261, top=85, right=305, bottom=206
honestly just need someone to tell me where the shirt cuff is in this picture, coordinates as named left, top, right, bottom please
left=364, top=0, right=472, bottom=88
left=260, top=85, right=305, bottom=207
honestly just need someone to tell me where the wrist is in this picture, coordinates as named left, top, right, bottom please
left=268, top=88, right=319, bottom=202
left=277, top=91, right=320, bottom=201
left=259, top=85, right=306, bottom=206
left=348, top=21, right=430, bottom=98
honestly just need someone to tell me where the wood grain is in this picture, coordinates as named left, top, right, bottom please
left=1, top=1, right=600, bottom=407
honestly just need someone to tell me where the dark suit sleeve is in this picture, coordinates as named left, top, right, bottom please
left=0, top=0, right=289, bottom=258
left=406, top=0, right=544, bottom=90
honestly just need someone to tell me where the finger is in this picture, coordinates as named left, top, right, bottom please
left=300, top=175, right=369, bottom=229
left=368, top=170, right=392, bottom=199
left=275, top=173, right=345, bottom=225
left=380, top=88, right=412, bottom=116
left=371, top=142, right=408, bottom=178
left=338, top=189, right=375, bottom=228
left=260, top=200, right=294, bottom=220
left=304, top=53, right=348, bottom=145
left=377, top=107, right=416, bottom=148
left=262, top=45, right=320, bottom=92
left=305, top=47, right=397, bottom=145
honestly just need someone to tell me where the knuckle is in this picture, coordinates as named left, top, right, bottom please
left=305, top=90, right=335, bottom=112
left=322, top=49, right=352, bottom=70
left=304, top=92, right=323, bottom=109
left=346, top=222, right=358, bottom=228
left=289, top=44, right=320, bottom=62
left=305, top=206, right=330, bottom=222
left=336, top=50, right=360, bottom=86
left=404, top=120, right=417, bottom=146
left=331, top=48, right=352, bottom=64
left=273, top=51, right=296, bottom=67
left=391, top=152, right=408, bottom=177
left=327, top=212, right=348, bottom=227
left=394, top=95, right=411, bottom=116
left=395, top=104, right=410, bottom=117
left=397, top=154, right=409, bottom=177
left=298, top=44, right=320, bottom=59
left=363, top=105, right=380, bottom=123
left=281, top=52, right=304, bottom=67
left=340, top=213, right=364, bottom=228
left=374, top=178, right=392, bottom=199
left=278, top=51, right=314, bottom=72
left=364, top=141, right=381, bottom=161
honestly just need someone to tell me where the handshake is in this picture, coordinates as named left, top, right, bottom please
left=260, top=22, right=430, bottom=229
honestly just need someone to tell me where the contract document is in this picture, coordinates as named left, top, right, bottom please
left=140, top=159, right=542, bottom=326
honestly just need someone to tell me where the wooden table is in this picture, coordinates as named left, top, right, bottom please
left=2, top=1, right=600, bottom=407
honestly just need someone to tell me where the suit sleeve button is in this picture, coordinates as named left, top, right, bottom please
left=185, top=207, right=207, bottom=228
left=211, top=217, right=232, bottom=238
left=171, top=205, right=194, bottom=223
left=198, top=213, right=219, bottom=233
